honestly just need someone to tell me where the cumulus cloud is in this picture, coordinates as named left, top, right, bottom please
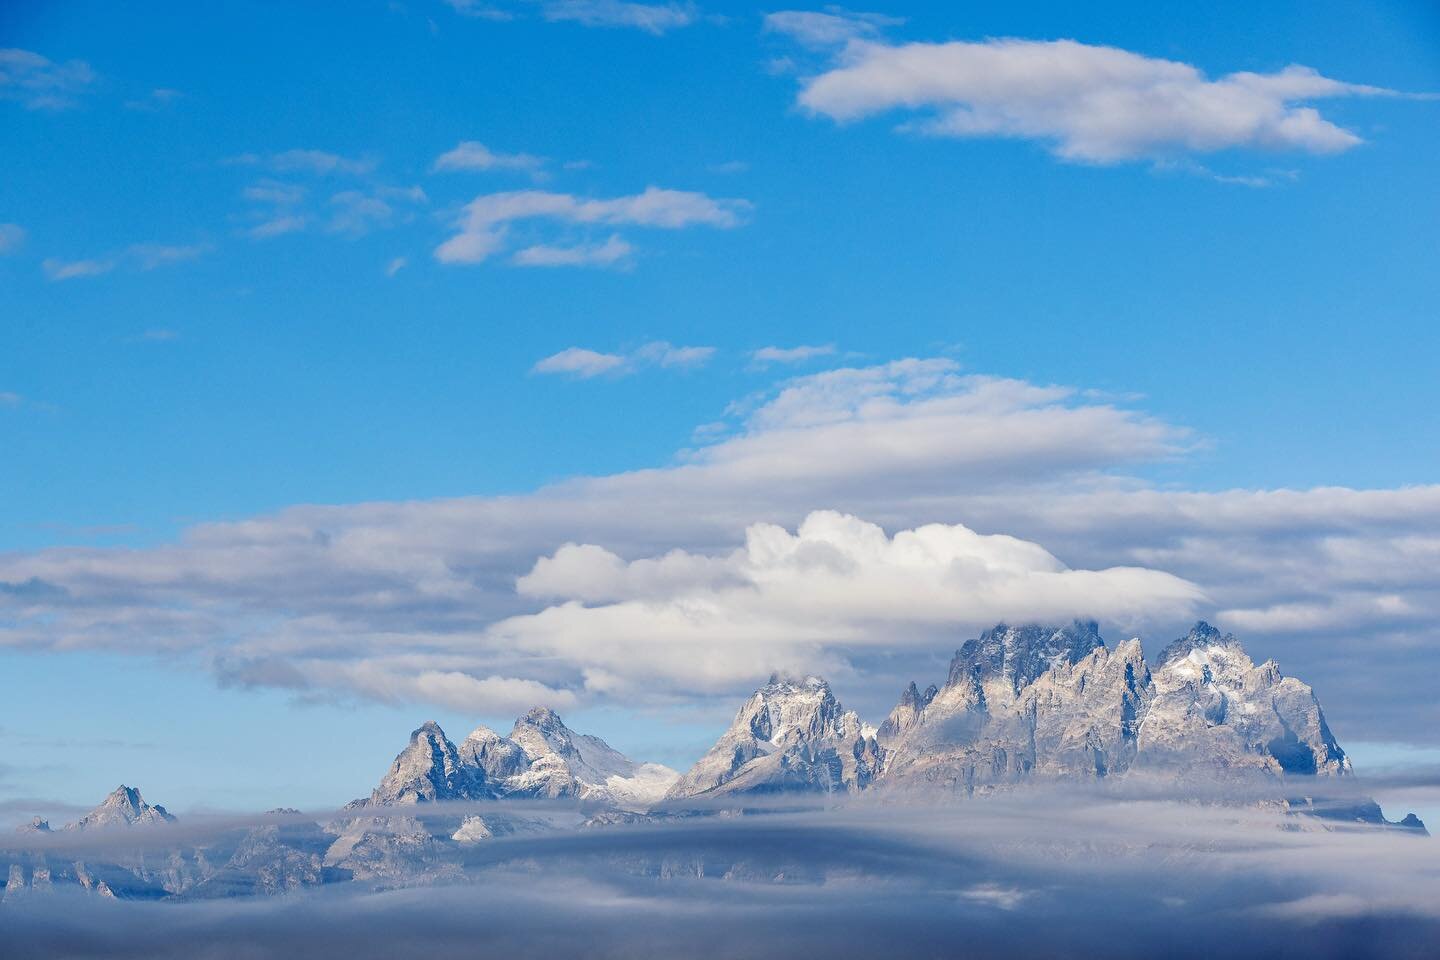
left=434, top=187, right=749, bottom=266
left=532, top=340, right=715, bottom=378
left=0, top=358, right=1436, bottom=737
left=498, top=510, right=1202, bottom=693
left=0, top=48, right=96, bottom=110
left=788, top=36, right=1400, bottom=163
left=433, top=140, right=546, bottom=173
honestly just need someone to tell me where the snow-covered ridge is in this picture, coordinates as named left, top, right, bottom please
left=668, top=621, right=1365, bottom=801
left=364, top=707, right=678, bottom=810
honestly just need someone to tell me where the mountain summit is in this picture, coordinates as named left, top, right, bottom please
left=670, top=622, right=1372, bottom=805
left=664, top=674, right=881, bottom=800
left=361, top=708, right=678, bottom=810
left=65, top=786, right=176, bottom=831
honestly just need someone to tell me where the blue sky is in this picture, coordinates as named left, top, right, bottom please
left=2, top=1, right=1439, bottom=815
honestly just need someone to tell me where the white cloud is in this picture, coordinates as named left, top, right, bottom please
left=243, top=180, right=307, bottom=206
left=0, top=223, right=26, bottom=254
left=498, top=510, right=1202, bottom=693
left=267, top=149, right=376, bottom=176
left=247, top=215, right=308, bottom=239
left=385, top=256, right=408, bottom=277
left=42, top=257, right=116, bottom=280
left=763, top=8, right=902, bottom=49
left=327, top=186, right=427, bottom=236
left=533, top=341, right=716, bottom=377
left=791, top=37, right=1398, bottom=162
left=435, top=187, right=749, bottom=266
left=433, top=140, right=545, bottom=173
left=512, top=234, right=633, bottom=267
left=532, top=347, right=629, bottom=378
left=0, top=48, right=96, bottom=110
left=449, top=0, right=697, bottom=33
left=750, top=344, right=837, bottom=365
left=0, top=391, right=21, bottom=407
left=2, top=359, right=1438, bottom=739
left=635, top=341, right=715, bottom=368
left=42, top=243, right=210, bottom=280
left=127, top=242, right=210, bottom=270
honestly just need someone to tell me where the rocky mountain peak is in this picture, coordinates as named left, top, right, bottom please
left=14, top=817, right=51, bottom=835
left=946, top=620, right=1105, bottom=695
left=666, top=674, right=879, bottom=800
left=509, top=706, right=581, bottom=763
left=1156, top=620, right=1240, bottom=666
left=368, top=721, right=486, bottom=806
left=66, top=785, right=175, bottom=831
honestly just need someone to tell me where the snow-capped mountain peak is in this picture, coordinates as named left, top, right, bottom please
left=66, top=785, right=176, bottom=831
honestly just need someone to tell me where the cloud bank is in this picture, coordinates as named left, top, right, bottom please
left=0, top=358, right=1437, bottom=739
left=3, top=796, right=1438, bottom=958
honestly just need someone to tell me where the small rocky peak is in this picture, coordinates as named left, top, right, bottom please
left=946, top=620, right=1105, bottom=693
left=460, top=725, right=531, bottom=780
left=370, top=720, right=481, bottom=804
left=877, top=681, right=938, bottom=741
left=15, top=816, right=51, bottom=834
left=68, top=785, right=175, bottom=830
left=517, top=706, right=567, bottom=732
left=1399, top=813, right=1428, bottom=834
left=510, top=706, right=580, bottom=761
left=1157, top=621, right=1242, bottom=665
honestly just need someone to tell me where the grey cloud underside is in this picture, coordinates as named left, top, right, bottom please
left=1, top=361, right=1438, bottom=741
left=4, top=795, right=1437, bottom=959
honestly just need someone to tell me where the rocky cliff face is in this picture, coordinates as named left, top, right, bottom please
left=670, top=621, right=1366, bottom=802
left=664, top=675, right=881, bottom=800
left=360, top=708, right=678, bottom=810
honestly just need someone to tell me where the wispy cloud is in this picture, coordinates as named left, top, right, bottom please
left=531, top=347, right=629, bottom=378
left=0, top=48, right=96, bottom=110
left=446, top=0, right=699, bottom=34
left=238, top=171, right=425, bottom=240
left=433, top=140, right=546, bottom=174
left=435, top=187, right=749, bottom=266
left=123, top=87, right=184, bottom=111
left=750, top=344, right=837, bottom=365
left=511, top=235, right=633, bottom=268
left=42, top=243, right=210, bottom=281
left=785, top=35, right=1407, bottom=163
left=763, top=8, right=902, bottom=49
left=0, top=222, right=29, bottom=254
left=531, top=341, right=715, bottom=378
left=226, top=149, right=377, bottom=177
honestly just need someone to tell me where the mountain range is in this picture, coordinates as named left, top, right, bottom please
left=3, top=621, right=1427, bottom=902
